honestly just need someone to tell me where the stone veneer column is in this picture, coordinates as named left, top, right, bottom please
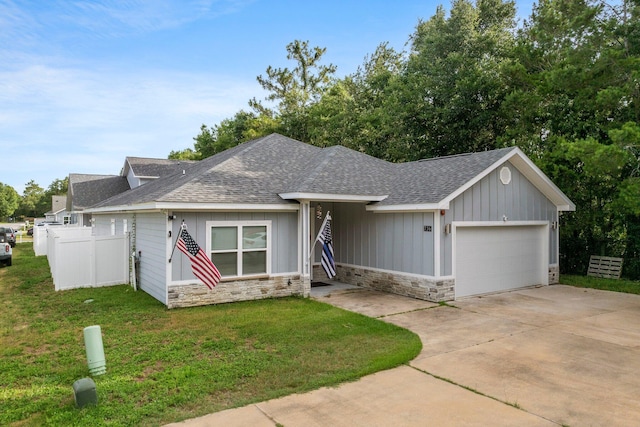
left=549, top=265, right=560, bottom=284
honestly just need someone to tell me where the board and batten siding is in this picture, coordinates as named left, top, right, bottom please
left=440, top=160, right=559, bottom=276
left=330, top=203, right=435, bottom=276
left=133, top=212, right=169, bottom=304
left=170, top=211, right=299, bottom=281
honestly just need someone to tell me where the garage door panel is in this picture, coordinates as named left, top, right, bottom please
left=455, top=225, right=548, bottom=298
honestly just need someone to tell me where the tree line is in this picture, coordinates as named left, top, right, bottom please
left=0, top=179, right=68, bottom=222
left=171, top=0, right=640, bottom=278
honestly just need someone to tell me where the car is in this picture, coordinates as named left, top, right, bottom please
left=5, top=227, right=16, bottom=247
left=0, top=227, right=13, bottom=266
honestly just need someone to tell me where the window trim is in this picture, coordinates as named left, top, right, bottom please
left=206, top=220, right=272, bottom=279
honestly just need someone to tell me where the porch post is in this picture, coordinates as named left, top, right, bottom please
left=434, top=210, right=441, bottom=277
left=300, top=200, right=311, bottom=296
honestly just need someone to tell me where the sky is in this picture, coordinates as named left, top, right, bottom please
left=1, top=0, right=535, bottom=195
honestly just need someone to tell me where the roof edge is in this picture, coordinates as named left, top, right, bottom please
left=279, top=192, right=388, bottom=203
left=86, top=202, right=300, bottom=214
left=438, top=147, right=575, bottom=211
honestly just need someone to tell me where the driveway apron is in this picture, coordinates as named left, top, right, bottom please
left=167, top=284, right=640, bottom=427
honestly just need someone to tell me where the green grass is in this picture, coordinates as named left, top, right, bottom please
left=0, top=244, right=422, bottom=426
left=560, top=274, right=640, bottom=294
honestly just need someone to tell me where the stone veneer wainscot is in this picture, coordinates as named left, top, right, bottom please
left=313, top=264, right=455, bottom=302
left=314, top=264, right=560, bottom=302
left=167, top=275, right=308, bottom=309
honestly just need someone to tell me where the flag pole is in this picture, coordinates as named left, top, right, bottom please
left=309, top=211, right=331, bottom=261
left=169, top=220, right=187, bottom=263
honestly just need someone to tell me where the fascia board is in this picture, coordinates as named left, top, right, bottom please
left=86, top=202, right=300, bottom=214
left=439, top=148, right=575, bottom=212
left=156, top=202, right=299, bottom=212
left=279, top=192, right=388, bottom=202
left=438, top=151, right=517, bottom=209
left=507, top=150, right=576, bottom=211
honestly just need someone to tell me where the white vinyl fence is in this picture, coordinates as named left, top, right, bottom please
left=43, top=226, right=130, bottom=291
left=33, top=224, right=55, bottom=256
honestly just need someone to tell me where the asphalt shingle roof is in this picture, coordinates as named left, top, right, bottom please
left=380, top=147, right=516, bottom=206
left=89, top=134, right=520, bottom=210
left=282, top=145, right=395, bottom=196
left=126, top=157, right=197, bottom=178
left=68, top=174, right=131, bottom=210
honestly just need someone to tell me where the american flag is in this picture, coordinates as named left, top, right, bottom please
left=177, top=228, right=221, bottom=289
left=318, top=216, right=336, bottom=279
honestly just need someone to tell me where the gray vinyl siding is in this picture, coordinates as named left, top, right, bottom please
left=134, top=212, right=168, bottom=304
left=92, top=212, right=166, bottom=304
left=441, top=160, right=559, bottom=276
left=331, top=203, right=435, bottom=276
left=170, top=211, right=298, bottom=281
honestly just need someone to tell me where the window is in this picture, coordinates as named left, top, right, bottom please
left=207, top=221, right=271, bottom=278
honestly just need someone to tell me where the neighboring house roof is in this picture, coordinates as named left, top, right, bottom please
left=92, top=134, right=321, bottom=210
left=68, top=174, right=131, bottom=211
left=45, top=195, right=68, bottom=215
left=124, top=157, right=197, bottom=180
left=87, top=133, right=575, bottom=213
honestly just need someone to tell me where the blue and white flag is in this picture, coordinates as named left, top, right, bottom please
left=318, top=214, right=336, bottom=279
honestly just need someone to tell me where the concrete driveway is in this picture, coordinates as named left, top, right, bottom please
left=168, top=284, right=640, bottom=426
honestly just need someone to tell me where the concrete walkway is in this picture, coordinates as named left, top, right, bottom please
left=167, top=284, right=640, bottom=426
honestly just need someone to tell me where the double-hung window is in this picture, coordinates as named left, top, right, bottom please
left=206, top=221, right=271, bottom=278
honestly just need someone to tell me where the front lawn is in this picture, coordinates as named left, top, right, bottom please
left=0, top=245, right=421, bottom=426
left=561, top=274, right=640, bottom=295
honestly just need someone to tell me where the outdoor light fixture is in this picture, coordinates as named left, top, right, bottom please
left=316, top=204, right=322, bottom=220
left=168, top=214, right=176, bottom=221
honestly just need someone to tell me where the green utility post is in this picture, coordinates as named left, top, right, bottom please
left=83, top=325, right=106, bottom=375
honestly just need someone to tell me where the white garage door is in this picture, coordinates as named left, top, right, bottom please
left=455, top=225, right=548, bottom=298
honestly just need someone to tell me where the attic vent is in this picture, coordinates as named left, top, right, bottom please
left=500, top=166, right=512, bottom=185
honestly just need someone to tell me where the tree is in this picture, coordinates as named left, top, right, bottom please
left=504, top=0, right=640, bottom=278
left=396, top=0, right=517, bottom=159
left=250, top=40, right=337, bottom=142
left=168, top=148, right=199, bottom=160
left=0, top=183, right=19, bottom=220
left=17, top=180, right=45, bottom=218
left=542, top=122, right=640, bottom=276
left=36, top=177, right=68, bottom=215
left=192, top=110, right=278, bottom=159
left=503, top=0, right=640, bottom=156
left=307, top=42, right=405, bottom=158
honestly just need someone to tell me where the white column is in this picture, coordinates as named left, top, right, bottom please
left=299, top=201, right=311, bottom=296
left=433, top=210, right=441, bottom=277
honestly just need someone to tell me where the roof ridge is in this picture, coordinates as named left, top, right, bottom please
left=414, top=146, right=516, bottom=163
left=296, top=148, right=338, bottom=189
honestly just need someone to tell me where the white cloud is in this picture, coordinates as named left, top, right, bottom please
left=0, top=62, right=261, bottom=192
